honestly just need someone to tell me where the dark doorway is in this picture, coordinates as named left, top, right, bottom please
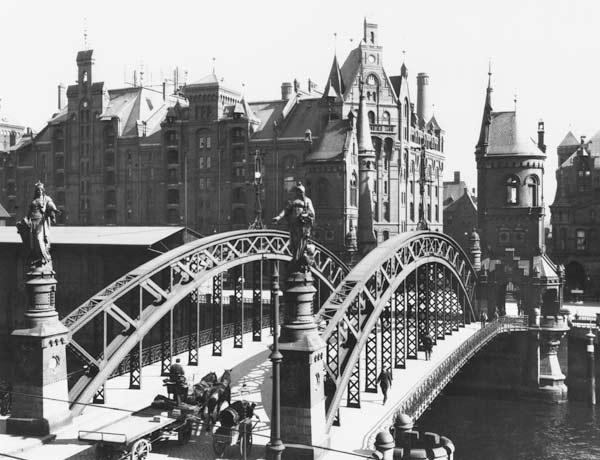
left=565, top=261, right=586, bottom=300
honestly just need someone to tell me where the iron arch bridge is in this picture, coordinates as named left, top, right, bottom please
left=62, top=230, right=348, bottom=415
left=315, top=231, right=478, bottom=429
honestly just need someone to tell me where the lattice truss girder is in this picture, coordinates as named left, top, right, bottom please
left=62, top=231, right=348, bottom=409
left=316, top=232, right=478, bottom=430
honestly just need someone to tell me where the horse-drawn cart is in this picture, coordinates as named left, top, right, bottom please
left=212, top=400, right=259, bottom=459
left=78, top=406, right=194, bottom=460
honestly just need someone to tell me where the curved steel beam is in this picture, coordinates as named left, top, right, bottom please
left=316, top=231, right=477, bottom=429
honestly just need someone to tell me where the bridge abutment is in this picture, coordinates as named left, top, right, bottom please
left=279, top=270, right=329, bottom=460
left=7, top=269, right=71, bottom=436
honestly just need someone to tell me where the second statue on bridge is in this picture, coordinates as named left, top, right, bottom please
left=272, top=182, right=315, bottom=272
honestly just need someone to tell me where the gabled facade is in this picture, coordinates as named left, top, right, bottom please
left=550, top=132, right=600, bottom=298
left=0, top=20, right=446, bottom=260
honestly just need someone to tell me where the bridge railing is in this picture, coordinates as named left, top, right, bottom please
left=570, top=315, right=598, bottom=329
left=83, top=312, right=277, bottom=380
left=390, top=316, right=528, bottom=422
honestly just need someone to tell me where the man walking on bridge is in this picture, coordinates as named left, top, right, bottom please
left=377, top=368, right=393, bottom=405
left=480, top=311, right=488, bottom=328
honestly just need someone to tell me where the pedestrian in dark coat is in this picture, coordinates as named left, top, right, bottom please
left=377, top=368, right=392, bottom=405
left=423, top=333, right=433, bottom=360
left=480, top=311, right=488, bottom=328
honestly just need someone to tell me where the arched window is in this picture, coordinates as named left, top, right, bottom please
left=576, top=229, right=586, bottom=251
left=525, top=175, right=540, bottom=206
left=83, top=71, right=88, bottom=84
left=350, top=172, right=358, bottom=207
left=370, top=31, right=375, bottom=44
left=366, top=74, right=378, bottom=86
left=404, top=98, right=409, bottom=140
left=506, top=176, right=519, bottom=204
left=382, top=111, right=390, bottom=124
left=317, top=178, right=329, bottom=206
left=368, top=111, right=375, bottom=125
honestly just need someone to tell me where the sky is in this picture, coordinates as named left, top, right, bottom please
left=1, top=0, right=600, bottom=205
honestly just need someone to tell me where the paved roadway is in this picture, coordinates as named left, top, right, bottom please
left=0, top=321, right=483, bottom=460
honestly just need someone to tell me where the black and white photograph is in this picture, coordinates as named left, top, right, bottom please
left=0, top=1, right=599, bottom=459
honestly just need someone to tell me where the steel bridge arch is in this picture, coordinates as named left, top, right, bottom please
left=315, top=231, right=477, bottom=429
left=63, top=230, right=348, bottom=414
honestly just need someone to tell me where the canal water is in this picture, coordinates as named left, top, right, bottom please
left=418, top=393, right=600, bottom=459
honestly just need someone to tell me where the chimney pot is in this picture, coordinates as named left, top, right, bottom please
left=57, top=83, right=67, bottom=110
left=281, top=82, right=293, bottom=101
left=454, top=171, right=460, bottom=183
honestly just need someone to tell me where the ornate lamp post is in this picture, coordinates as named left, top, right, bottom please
left=249, top=149, right=265, bottom=230
left=266, top=262, right=285, bottom=459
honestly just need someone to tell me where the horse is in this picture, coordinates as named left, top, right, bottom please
left=203, top=369, right=233, bottom=431
left=191, top=372, right=217, bottom=404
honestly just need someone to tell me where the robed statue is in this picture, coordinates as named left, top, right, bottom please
left=16, top=182, right=59, bottom=270
left=272, top=182, right=315, bottom=271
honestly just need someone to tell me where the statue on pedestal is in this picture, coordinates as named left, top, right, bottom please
left=272, top=182, right=315, bottom=272
left=16, top=181, right=58, bottom=271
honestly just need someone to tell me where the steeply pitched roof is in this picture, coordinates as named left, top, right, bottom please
left=340, top=47, right=361, bottom=97
left=188, top=73, right=220, bottom=86
left=558, top=131, right=579, bottom=147
left=486, top=111, right=544, bottom=156
left=443, top=181, right=467, bottom=205
left=323, top=55, right=345, bottom=99
left=305, top=119, right=352, bottom=162
left=250, top=97, right=322, bottom=140
left=100, top=87, right=184, bottom=137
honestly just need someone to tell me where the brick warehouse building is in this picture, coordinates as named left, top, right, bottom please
left=549, top=132, right=600, bottom=299
left=0, top=20, right=446, bottom=259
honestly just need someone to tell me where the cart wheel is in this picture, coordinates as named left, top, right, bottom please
left=130, top=438, right=151, bottom=460
left=177, top=423, right=192, bottom=445
left=239, top=432, right=246, bottom=459
left=212, top=438, right=227, bottom=458
left=246, top=432, right=253, bottom=455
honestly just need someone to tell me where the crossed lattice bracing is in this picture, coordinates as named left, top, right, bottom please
left=63, top=230, right=348, bottom=414
left=315, top=231, right=477, bottom=430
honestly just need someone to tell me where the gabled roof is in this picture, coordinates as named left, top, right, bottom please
left=305, top=119, right=353, bottom=162
left=443, top=181, right=467, bottom=205
left=486, top=111, right=544, bottom=157
left=100, top=87, right=184, bottom=137
left=427, top=114, right=442, bottom=131
left=0, top=202, right=9, bottom=218
left=443, top=190, right=477, bottom=212
left=249, top=97, right=322, bottom=140
left=188, top=73, right=220, bottom=86
left=558, top=131, right=579, bottom=147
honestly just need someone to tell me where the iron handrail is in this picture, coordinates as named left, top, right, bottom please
left=364, top=315, right=528, bottom=448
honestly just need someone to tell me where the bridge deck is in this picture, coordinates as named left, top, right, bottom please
left=2, top=321, right=492, bottom=459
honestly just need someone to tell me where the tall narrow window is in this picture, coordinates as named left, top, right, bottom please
left=317, top=178, right=329, bottom=206
left=350, top=172, right=358, bottom=206
left=526, top=175, right=539, bottom=206
left=506, top=176, right=519, bottom=204
left=576, top=230, right=586, bottom=251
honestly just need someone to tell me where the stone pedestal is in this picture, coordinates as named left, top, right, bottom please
left=7, top=270, right=71, bottom=436
left=529, top=315, right=569, bottom=402
left=279, top=270, right=329, bottom=460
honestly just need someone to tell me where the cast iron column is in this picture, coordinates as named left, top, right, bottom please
left=266, top=262, right=284, bottom=459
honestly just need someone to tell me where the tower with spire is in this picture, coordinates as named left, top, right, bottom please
left=474, top=68, right=568, bottom=402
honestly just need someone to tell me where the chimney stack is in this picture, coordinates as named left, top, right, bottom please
left=454, top=171, right=460, bottom=183
left=416, top=73, right=430, bottom=124
left=162, top=80, right=166, bottom=101
left=281, top=82, right=293, bottom=101
left=537, top=120, right=546, bottom=153
left=57, top=83, right=67, bottom=110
